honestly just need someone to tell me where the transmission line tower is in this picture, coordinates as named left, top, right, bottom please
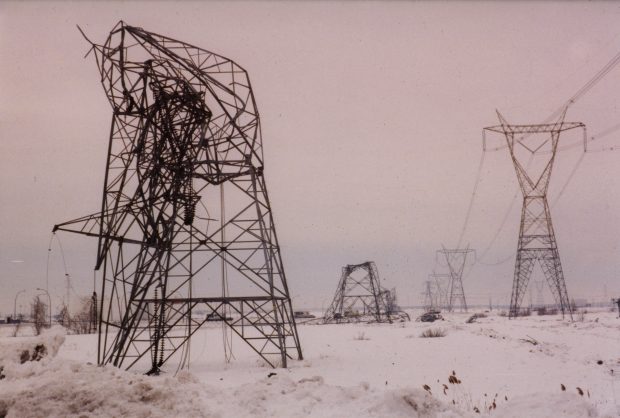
left=422, top=280, right=434, bottom=311
left=323, top=262, right=409, bottom=323
left=437, top=248, right=474, bottom=312
left=428, top=273, right=450, bottom=311
left=483, top=110, right=586, bottom=319
left=54, top=22, right=302, bottom=373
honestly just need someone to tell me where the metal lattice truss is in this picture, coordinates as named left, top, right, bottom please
left=484, top=110, right=586, bottom=319
left=422, top=279, right=435, bottom=311
left=428, top=273, right=451, bottom=311
left=323, top=261, right=409, bottom=323
left=436, top=247, right=474, bottom=312
left=54, top=22, right=302, bottom=373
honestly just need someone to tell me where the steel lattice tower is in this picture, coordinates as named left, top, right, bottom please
left=429, top=273, right=450, bottom=310
left=437, top=248, right=474, bottom=312
left=422, top=280, right=433, bottom=311
left=323, top=262, right=408, bottom=323
left=484, top=110, right=586, bottom=319
left=54, top=22, right=302, bottom=373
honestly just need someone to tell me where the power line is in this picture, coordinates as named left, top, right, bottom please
left=473, top=48, right=620, bottom=265
left=456, top=151, right=486, bottom=249
left=551, top=151, right=586, bottom=208
left=485, top=48, right=620, bottom=152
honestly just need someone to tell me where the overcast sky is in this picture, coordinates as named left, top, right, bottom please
left=2, top=1, right=620, bottom=314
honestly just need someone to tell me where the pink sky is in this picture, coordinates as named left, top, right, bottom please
left=1, top=1, right=620, bottom=313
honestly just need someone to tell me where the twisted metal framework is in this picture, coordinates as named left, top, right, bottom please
left=323, top=261, right=409, bottom=323
left=437, top=248, right=474, bottom=312
left=54, top=22, right=302, bottom=373
left=484, top=110, right=586, bottom=319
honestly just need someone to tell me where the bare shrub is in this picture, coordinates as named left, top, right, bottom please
left=420, top=328, right=446, bottom=338
left=57, top=304, right=71, bottom=328
left=60, top=296, right=97, bottom=334
left=12, top=321, right=22, bottom=338
left=70, top=297, right=97, bottom=334
left=31, top=296, right=48, bottom=336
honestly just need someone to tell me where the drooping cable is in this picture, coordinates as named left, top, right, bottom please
left=220, top=183, right=234, bottom=363
left=45, top=232, right=74, bottom=305
left=551, top=151, right=586, bottom=208
left=456, top=151, right=486, bottom=249
left=474, top=154, right=533, bottom=265
left=485, top=49, right=620, bottom=153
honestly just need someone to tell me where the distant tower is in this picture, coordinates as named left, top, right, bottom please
left=437, top=247, right=474, bottom=312
left=484, top=110, right=586, bottom=319
left=323, top=262, right=409, bottom=323
left=430, top=272, right=451, bottom=311
left=422, top=280, right=434, bottom=311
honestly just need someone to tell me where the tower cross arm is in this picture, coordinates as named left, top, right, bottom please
left=483, top=122, right=585, bottom=135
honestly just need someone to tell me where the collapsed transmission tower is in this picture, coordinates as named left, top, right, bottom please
left=323, top=262, right=409, bottom=323
left=483, top=110, right=586, bottom=319
left=436, top=247, right=474, bottom=312
left=54, top=22, right=302, bottom=373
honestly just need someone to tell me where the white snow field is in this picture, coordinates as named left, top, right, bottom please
left=0, top=310, right=618, bottom=417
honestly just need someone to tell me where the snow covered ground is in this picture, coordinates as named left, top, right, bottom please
left=0, top=309, right=618, bottom=417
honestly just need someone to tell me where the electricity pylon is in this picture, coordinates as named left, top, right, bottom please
left=429, top=273, right=450, bottom=310
left=437, top=247, right=474, bottom=312
left=54, top=22, right=302, bottom=373
left=484, top=110, right=586, bottom=319
left=422, top=280, right=434, bottom=311
left=323, top=262, right=409, bottom=323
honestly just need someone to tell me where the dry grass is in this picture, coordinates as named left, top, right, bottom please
left=420, top=328, right=447, bottom=338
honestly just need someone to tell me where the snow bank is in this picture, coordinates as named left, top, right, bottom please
left=1, top=313, right=617, bottom=417
left=0, top=354, right=209, bottom=417
left=0, top=328, right=206, bottom=417
left=0, top=360, right=465, bottom=418
left=498, top=392, right=602, bottom=418
left=1, top=355, right=604, bottom=418
left=0, top=326, right=66, bottom=381
left=219, top=374, right=465, bottom=418
left=0, top=330, right=464, bottom=418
